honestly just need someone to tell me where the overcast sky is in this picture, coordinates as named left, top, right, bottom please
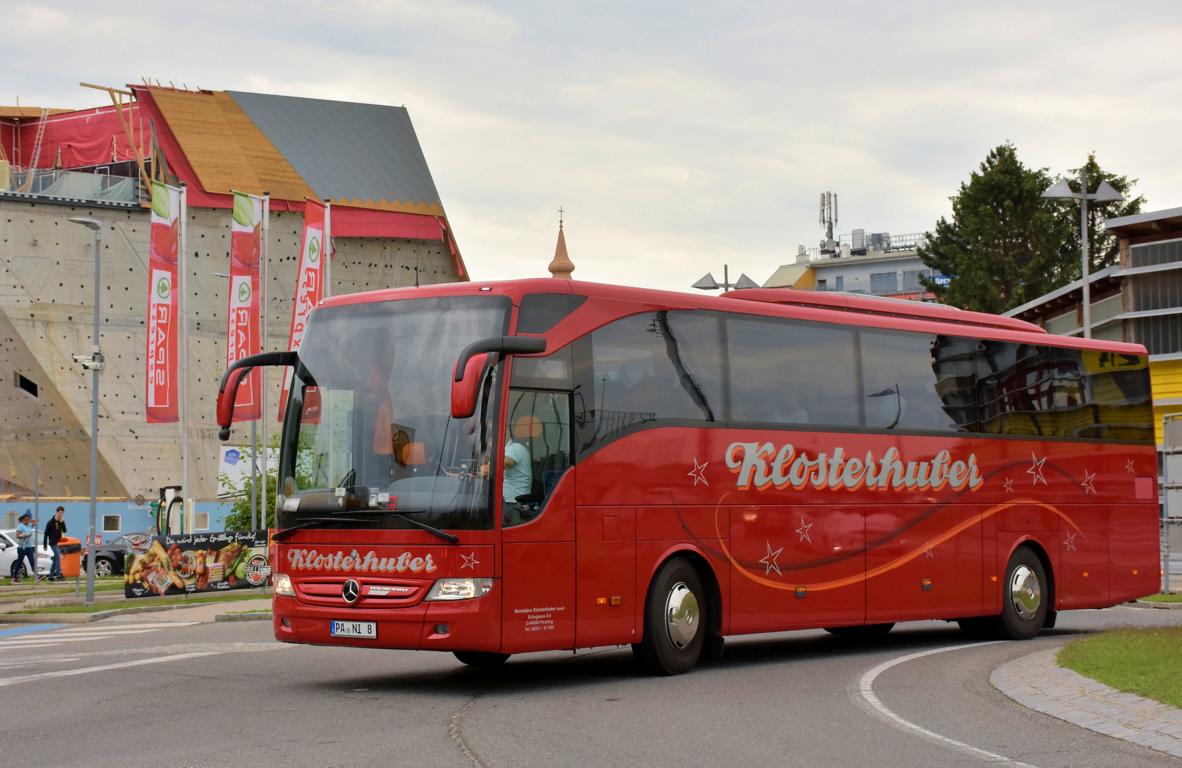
left=7, top=1, right=1181, bottom=291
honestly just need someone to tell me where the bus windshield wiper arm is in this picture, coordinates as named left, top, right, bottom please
left=273, top=517, right=373, bottom=542
left=337, top=509, right=459, bottom=544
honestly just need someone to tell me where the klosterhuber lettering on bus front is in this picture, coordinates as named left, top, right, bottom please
left=287, top=548, right=438, bottom=574
left=725, top=442, right=983, bottom=493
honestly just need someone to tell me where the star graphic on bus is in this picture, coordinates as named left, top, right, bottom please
left=1080, top=470, right=1097, bottom=495
left=759, top=542, right=782, bottom=576
left=1003, top=477, right=1014, bottom=494
left=1063, top=532, right=1078, bottom=552
left=460, top=552, right=480, bottom=570
left=795, top=517, right=813, bottom=544
left=924, top=545, right=936, bottom=559
left=687, top=457, right=709, bottom=487
left=1026, top=453, right=1048, bottom=486
left=1125, top=459, right=1136, bottom=475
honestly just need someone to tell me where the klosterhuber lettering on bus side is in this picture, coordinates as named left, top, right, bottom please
left=725, top=442, right=983, bottom=493
left=287, top=548, right=438, bottom=574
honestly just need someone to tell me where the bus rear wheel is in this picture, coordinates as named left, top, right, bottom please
left=824, top=623, right=894, bottom=638
left=454, top=651, right=510, bottom=667
left=998, top=546, right=1047, bottom=640
left=633, top=558, right=706, bottom=676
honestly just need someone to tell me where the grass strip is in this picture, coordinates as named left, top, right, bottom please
left=1057, top=627, right=1182, bottom=709
left=11, top=590, right=268, bottom=614
left=1138, top=593, right=1182, bottom=603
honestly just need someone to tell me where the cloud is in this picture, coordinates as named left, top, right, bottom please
left=8, top=1, right=1182, bottom=290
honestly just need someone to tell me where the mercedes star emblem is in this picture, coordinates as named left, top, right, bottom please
left=342, top=579, right=361, bottom=605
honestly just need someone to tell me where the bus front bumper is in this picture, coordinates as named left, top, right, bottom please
left=272, top=593, right=502, bottom=653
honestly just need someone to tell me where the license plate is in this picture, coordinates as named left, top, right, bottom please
left=330, top=620, right=377, bottom=639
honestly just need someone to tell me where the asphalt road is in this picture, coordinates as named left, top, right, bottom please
left=2, top=606, right=1180, bottom=768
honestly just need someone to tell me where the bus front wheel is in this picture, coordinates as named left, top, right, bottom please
left=454, top=651, right=510, bottom=667
left=633, top=558, right=706, bottom=676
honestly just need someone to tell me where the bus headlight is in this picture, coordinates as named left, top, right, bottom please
left=273, top=572, right=295, bottom=597
left=425, top=578, right=493, bottom=601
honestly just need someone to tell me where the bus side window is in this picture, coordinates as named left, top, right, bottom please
left=504, top=389, right=573, bottom=527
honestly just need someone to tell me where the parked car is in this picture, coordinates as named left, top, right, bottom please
left=0, top=529, right=52, bottom=579
left=80, top=534, right=142, bottom=577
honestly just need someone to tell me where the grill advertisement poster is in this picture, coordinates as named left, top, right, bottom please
left=124, top=531, right=271, bottom=598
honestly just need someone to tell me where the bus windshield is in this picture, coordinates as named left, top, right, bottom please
left=277, top=295, right=509, bottom=532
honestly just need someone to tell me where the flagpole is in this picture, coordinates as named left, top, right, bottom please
left=261, top=192, right=270, bottom=528
left=324, top=200, right=332, bottom=298
left=179, top=183, right=190, bottom=534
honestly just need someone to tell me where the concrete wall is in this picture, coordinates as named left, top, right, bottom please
left=0, top=197, right=459, bottom=501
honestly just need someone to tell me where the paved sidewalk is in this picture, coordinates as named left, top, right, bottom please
left=992, top=648, right=1182, bottom=759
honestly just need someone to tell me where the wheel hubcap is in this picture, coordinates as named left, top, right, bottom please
left=665, top=581, right=700, bottom=650
left=1009, top=564, right=1041, bottom=620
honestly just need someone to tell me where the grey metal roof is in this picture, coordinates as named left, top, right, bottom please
left=227, top=91, right=441, bottom=207
left=1002, top=264, right=1119, bottom=318
left=1105, top=206, right=1182, bottom=231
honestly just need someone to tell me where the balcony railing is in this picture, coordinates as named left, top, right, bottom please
left=1, top=167, right=139, bottom=205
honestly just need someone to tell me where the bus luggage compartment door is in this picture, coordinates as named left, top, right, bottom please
left=575, top=506, right=636, bottom=648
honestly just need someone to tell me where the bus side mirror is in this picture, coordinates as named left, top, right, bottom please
left=450, top=335, right=547, bottom=419
left=217, top=351, right=299, bottom=440
left=451, top=353, right=490, bottom=420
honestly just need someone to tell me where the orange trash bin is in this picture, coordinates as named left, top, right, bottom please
left=58, top=536, right=82, bottom=578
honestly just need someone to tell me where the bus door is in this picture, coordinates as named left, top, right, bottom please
left=500, top=388, right=577, bottom=651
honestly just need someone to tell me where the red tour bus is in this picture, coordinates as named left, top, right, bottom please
left=217, top=279, right=1159, bottom=675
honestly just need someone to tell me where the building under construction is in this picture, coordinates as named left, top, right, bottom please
left=0, top=83, right=466, bottom=530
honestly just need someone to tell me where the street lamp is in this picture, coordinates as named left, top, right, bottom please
left=1042, top=171, right=1124, bottom=338
left=69, top=217, right=103, bottom=607
left=692, top=265, right=760, bottom=292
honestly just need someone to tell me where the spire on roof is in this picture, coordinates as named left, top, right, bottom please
left=548, top=205, right=574, bottom=279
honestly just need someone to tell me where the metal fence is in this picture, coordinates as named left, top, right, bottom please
left=2, top=168, right=139, bottom=205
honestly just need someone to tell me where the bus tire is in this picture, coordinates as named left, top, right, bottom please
left=633, top=558, right=706, bottom=676
left=824, top=623, right=894, bottom=638
left=999, top=546, right=1048, bottom=640
left=454, top=651, right=510, bottom=667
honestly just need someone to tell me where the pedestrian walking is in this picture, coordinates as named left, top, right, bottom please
left=11, top=511, right=38, bottom=583
left=44, top=506, right=67, bottom=581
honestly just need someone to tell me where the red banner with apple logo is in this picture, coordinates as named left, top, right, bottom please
left=278, top=199, right=327, bottom=421
left=225, top=192, right=263, bottom=420
left=145, top=182, right=181, bottom=423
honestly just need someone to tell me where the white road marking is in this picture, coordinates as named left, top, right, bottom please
left=0, top=651, right=224, bottom=688
left=0, top=621, right=200, bottom=653
left=854, top=642, right=1040, bottom=768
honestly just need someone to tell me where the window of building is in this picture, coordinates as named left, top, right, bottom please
left=193, top=512, right=210, bottom=531
left=902, top=269, right=929, bottom=293
left=726, top=315, right=859, bottom=426
left=102, top=514, right=121, bottom=533
left=816, top=279, right=828, bottom=291
left=1129, top=239, right=1182, bottom=270
left=13, top=372, right=37, bottom=398
left=870, top=272, right=899, bottom=294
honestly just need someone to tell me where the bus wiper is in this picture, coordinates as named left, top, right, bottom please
left=338, top=509, right=459, bottom=544
left=273, top=517, right=373, bottom=542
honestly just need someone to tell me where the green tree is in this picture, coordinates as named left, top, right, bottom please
left=919, top=144, right=1074, bottom=313
left=1053, top=153, right=1144, bottom=276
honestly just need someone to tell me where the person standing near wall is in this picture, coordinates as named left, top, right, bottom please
left=44, top=506, right=67, bottom=581
left=11, top=511, right=38, bottom=583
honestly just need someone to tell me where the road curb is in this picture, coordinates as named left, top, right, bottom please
left=1131, top=599, right=1182, bottom=610
left=992, top=647, right=1182, bottom=759
left=215, top=611, right=272, bottom=622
